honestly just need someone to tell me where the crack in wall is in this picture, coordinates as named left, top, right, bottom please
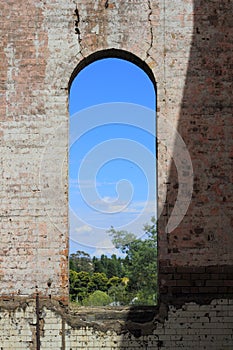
left=36, top=293, right=40, bottom=350
left=146, top=0, right=154, bottom=61
left=61, top=318, right=66, bottom=350
left=74, top=6, right=84, bottom=58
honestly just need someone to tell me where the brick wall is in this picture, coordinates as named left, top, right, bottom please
left=0, top=0, right=232, bottom=348
left=160, top=265, right=233, bottom=305
left=0, top=299, right=233, bottom=349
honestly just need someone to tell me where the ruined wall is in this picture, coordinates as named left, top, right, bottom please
left=1, top=298, right=233, bottom=349
left=158, top=0, right=233, bottom=306
left=0, top=0, right=233, bottom=349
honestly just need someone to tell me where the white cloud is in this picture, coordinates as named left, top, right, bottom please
left=102, top=196, right=118, bottom=203
left=93, top=199, right=156, bottom=215
left=75, top=224, right=93, bottom=233
left=70, top=179, right=118, bottom=190
left=70, top=179, right=95, bottom=189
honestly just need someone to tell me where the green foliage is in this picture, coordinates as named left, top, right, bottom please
left=93, top=254, right=125, bottom=278
left=108, top=284, right=129, bottom=305
left=131, top=290, right=156, bottom=306
left=87, top=272, right=108, bottom=293
left=69, top=269, right=79, bottom=301
left=69, top=250, right=93, bottom=273
left=82, top=290, right=112, bottom=307
left=108, top=216, right=157, bottom=305
left=69, top=217, right=158, bottom=306
left=107, top=276, right=121, bottom=288
left=108, top=228, right=136, bottom=253
left=69, top=270, right=91, bottom=302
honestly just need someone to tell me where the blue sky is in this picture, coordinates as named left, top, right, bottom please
left=69, top=58, right=156, bottom=256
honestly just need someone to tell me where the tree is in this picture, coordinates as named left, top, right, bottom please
left=82, top=290, right=112, bottom=307
left=69, top=270, right=91, bottom=302
left=69, top=217, right=158, bottom=305
left=108, top=228, right=137, bottom=252
left=69, top=250, right=93, bottom=273
left=69, top=269, right=79, bottom=301
left=88, top=272, right=108, bottom=293
left=107, top=276, right=121, bottom=288
left=107, top=277, right=129, bottom=305
left=93, top=254, right=125, bottom=278
left=108, top=217, right=157, bottom=305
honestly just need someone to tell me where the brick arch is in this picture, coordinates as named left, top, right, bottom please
left=68, top=48, right=157, bottom=93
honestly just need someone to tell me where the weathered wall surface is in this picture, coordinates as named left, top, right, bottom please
left=0, top=0, right=233, bottom=348
left=158, top=0, right=233, bottom=306
left=0, top=299, right=233, bottom=349
left=0, top=0, right=69, bottom=300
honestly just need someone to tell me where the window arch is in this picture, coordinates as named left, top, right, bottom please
left=68, top=50, right=157, bottom=305
left=68, top=49, right=157, bottom=92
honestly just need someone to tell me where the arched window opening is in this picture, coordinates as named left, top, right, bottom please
left=69, top=52, right=157, bottom=306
